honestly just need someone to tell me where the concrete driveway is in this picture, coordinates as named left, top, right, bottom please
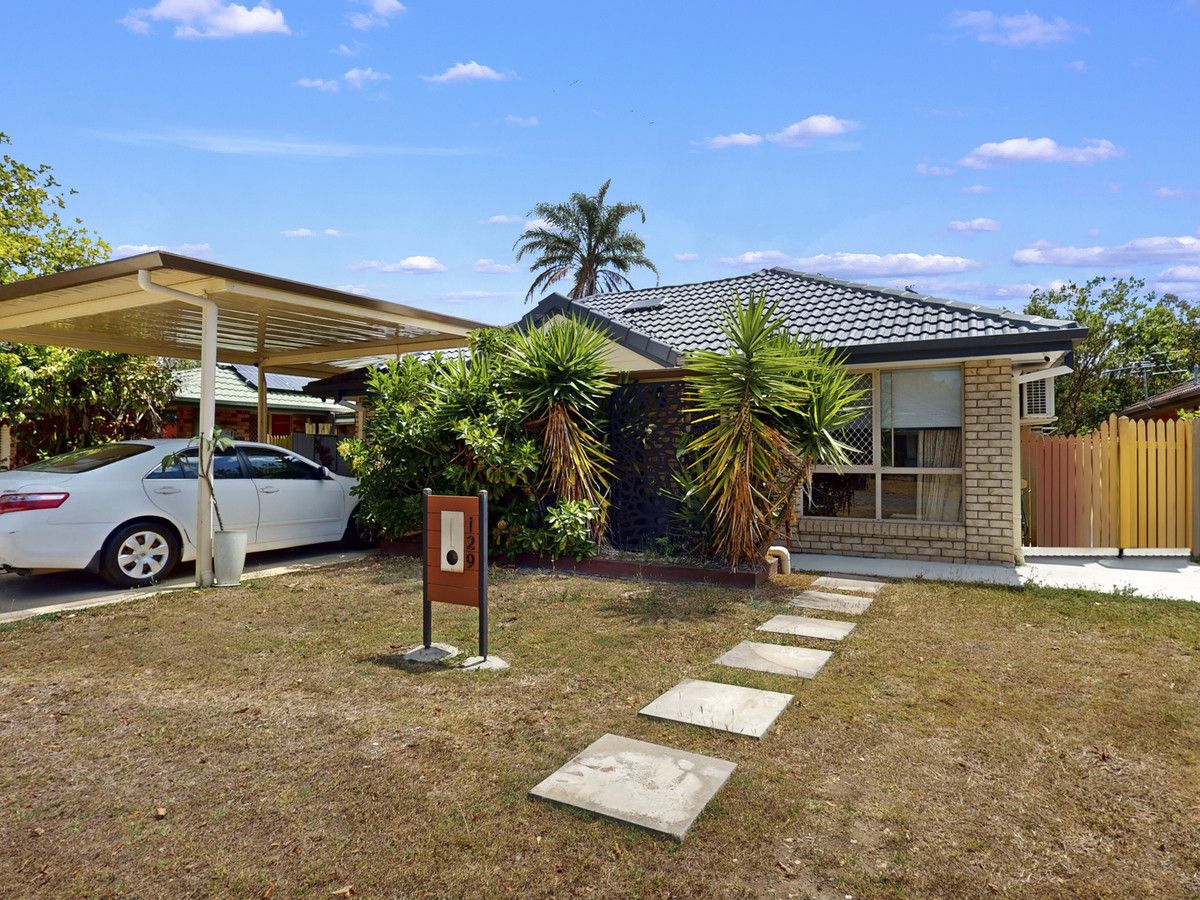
left=1, top=544, right=374, bottom=623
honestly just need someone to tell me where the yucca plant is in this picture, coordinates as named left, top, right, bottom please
left=505, top=316, right=615, bottom=536
left=684, top=292, right=866, bottom=568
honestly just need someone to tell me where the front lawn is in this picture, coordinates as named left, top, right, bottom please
left=1, top=558, right=1198, bottom=898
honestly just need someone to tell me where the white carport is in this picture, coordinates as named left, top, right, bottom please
left=0, top=252, right=481, bottom=586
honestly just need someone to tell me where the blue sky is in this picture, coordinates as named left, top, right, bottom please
left=4, top=1, right=1199, bottom=325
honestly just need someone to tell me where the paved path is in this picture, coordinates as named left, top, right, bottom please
left=0, top=545, right=373, bottom=623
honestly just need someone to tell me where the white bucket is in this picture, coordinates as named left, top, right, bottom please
left=213, top=530, right=249, bottom=586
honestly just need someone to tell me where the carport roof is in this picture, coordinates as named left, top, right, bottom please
left=0, top=252, right=482, bottom=377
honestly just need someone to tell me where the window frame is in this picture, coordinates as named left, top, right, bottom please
left=803, top=365, right=965, bottom=523
left=238, top=446, right=327, bottom=481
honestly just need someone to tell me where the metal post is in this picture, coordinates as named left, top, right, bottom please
left=422, top=488, right=432, bottom=648
left=478, top=490, right=488, bottom=660
left=196, top=300, right=218, bottom=587
left=256, top=366, right=268, bottom=442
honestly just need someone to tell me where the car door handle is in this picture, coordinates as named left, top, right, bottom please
left=259, top=486, right=279, bottom=494
left=152, top=486, right=181, bottom=495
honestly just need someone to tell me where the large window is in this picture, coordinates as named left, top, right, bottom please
left=803, top=366, right=964, bottom=523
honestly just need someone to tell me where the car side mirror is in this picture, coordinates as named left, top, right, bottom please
left=317, top=466, right=330, bottom=479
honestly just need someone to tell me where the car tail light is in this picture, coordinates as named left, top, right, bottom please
left=0, top=492, right=70, bottom=514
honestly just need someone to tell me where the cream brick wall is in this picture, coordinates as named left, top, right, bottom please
left=791, top=358, right=1017, bottom=566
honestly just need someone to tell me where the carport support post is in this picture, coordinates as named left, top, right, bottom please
left=196, top=301, right=218, bottom=588
left=256, top=366, right=268, bottom=442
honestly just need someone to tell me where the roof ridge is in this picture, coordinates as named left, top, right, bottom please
left=767, top=266, right=1079, bottom=330
left=577, top=269, right=771, bottom=301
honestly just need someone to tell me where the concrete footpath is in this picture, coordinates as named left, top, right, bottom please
left=0, top=546, right=374, bottom=624
left=792, top=551, right=1200, bottom=603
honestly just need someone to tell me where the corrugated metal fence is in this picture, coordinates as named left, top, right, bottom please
left=1022, top=414, right=1196, bottom=550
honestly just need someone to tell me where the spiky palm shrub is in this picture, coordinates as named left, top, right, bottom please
left=513, top=179, right=658, bottom=302
left=685, top=293, right=866, bottom=568
left=506, top=316, right=615, bottom=536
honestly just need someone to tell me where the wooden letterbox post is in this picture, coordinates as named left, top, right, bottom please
left=421, top=489, right=489, bottom=659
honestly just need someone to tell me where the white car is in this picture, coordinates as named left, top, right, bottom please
left=0, top=439, right=366, bottom=588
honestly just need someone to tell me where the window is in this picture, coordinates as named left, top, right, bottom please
left=23, top=443, right=152, bottom=474
left=803, top=366, right=964, bottom=523
left=242, top=448, right=321, bottom=480
left=147, top=447, right=245, bottom=480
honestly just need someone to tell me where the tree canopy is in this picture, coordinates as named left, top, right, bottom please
left=1024, top=276, right=1200, bottom=434
left=0, top=132, right=175, bottom=459
left=513, top=179, right=658, bottom=302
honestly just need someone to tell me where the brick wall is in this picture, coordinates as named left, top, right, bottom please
left=166, top=405, right=336, bottom=440
left=791, top=358, right=1017, bottom=566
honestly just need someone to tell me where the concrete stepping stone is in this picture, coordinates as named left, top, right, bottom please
left=757, top=614, right=856, bottom=641
left=529, top=733, right=735, bottom=840
left=715, top=640, right=833, bottom=679
left=639, top=678, right=793, bottom=739
left=811, top=575, right=886, bottom=595
left=788, top=590, right=873, bottom=615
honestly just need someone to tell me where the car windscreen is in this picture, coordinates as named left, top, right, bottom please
left=20, top=443, right=154, bottom=474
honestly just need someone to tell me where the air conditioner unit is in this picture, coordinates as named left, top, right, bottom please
left=1020, top=377, right=1055, bottom=419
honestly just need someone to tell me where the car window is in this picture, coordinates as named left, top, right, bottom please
left=147, top=448, right=245, bottom=480
left=22, top=443, right=152, bottom=474
left=242, top=448, right=321, bottom=480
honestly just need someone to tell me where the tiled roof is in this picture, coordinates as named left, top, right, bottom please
left=526, top=267, right=1085, bottom=366
left=174, top=364, right=353, bottom=414
left=1118, top=376, right=1200, bottom=416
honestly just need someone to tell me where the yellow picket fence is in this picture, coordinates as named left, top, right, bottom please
left=1022, top=414, right=1196, bottom=549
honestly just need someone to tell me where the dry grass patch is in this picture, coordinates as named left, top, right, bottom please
left=1, top=558, right=1197, bottom=898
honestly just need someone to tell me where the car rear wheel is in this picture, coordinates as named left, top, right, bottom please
left=101, top=521, right=180, bottom=588
left=342, top=507, right=379, bottom=549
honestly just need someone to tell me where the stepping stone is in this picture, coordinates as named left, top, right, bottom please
left=639, top=678, right=793, bottom=739
left=757, top=614, right=856, bottom=641
left=529, top=733, right=735, bottom=841
left=789, top=590, right=873, bottom=615
left=811, top=575, right=886, bottom=595
left=715, top=640, right=833, bottom=679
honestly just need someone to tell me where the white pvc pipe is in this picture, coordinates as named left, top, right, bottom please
left=137, top=270, right=218, bottom=587
left=765, top=545, right=791, bottom=575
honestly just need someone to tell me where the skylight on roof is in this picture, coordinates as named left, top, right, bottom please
left=621, top=296, right=665, bottom=313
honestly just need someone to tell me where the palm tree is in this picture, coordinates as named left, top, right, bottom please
left=514, top=179, right=658, bottom=302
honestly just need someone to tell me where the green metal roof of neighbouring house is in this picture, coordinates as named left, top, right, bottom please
left=520, top=267, right=1088, bottom=367
left=174, top=363, right=354, bottom=415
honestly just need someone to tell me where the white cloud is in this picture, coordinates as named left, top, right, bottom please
left=916, top=162, right=956, bottom=176
left=1013, top=235, right=1200, bottom=267
left=96, top=128, right=474, bottom=158
left=719, top=249, right=982, bottom=276
left=296, top=77, right=339, bottom=93
left=330, top=42, right=359, bottom=56
left=884, top=277, right=1063, bottom=304
left=505, top=114, right=538, bottom=127
left=767, top=115, right=860, bottom=147
left=439, top=290, right=513, bottom=302
left=484, top=214, right=523, bottom=225
left=948, top=217, right=1000, bottom=233
left=960, top=137, right=1123, bottom=169
left=343, top=66, right=389, bottom=89
left=961, top=183, right=993, bottom=194
left=701, top=132, right=764, bottom=149
left=420, top=61, right=507, bottom=84
left=523, top=218, right=558, bottom=233
left=1156, top=265, right=1200, bottom=295
left=120, top=0, right=289, bottom=38
left=282, top=227, right=339, bottom=238
left=1066, top=59, right=1087, bottom=71
left=335, top=283, right=372, bottom=295
left=1154, top=186, right=1198, bottom=199
left=474, top=258, right=517, bottom=274
left=112, top=241, right=214, bottom=258
left=950, top=10, right=1079, bottom=46
left=353, top=256, right=447, bottom=274
left=674, top=252, right=699, bottom=263
left=347, top=0, right=404, bottom=30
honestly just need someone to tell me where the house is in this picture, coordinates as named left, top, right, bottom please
left=308, top=267, right=1087, bottom=566
left=166, top=363, right=355, bottom=441
left=1117, top=369, right=1200, bottom=421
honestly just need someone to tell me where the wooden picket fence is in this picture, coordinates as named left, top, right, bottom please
left=1021, top=414, right=1196, bottom=549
